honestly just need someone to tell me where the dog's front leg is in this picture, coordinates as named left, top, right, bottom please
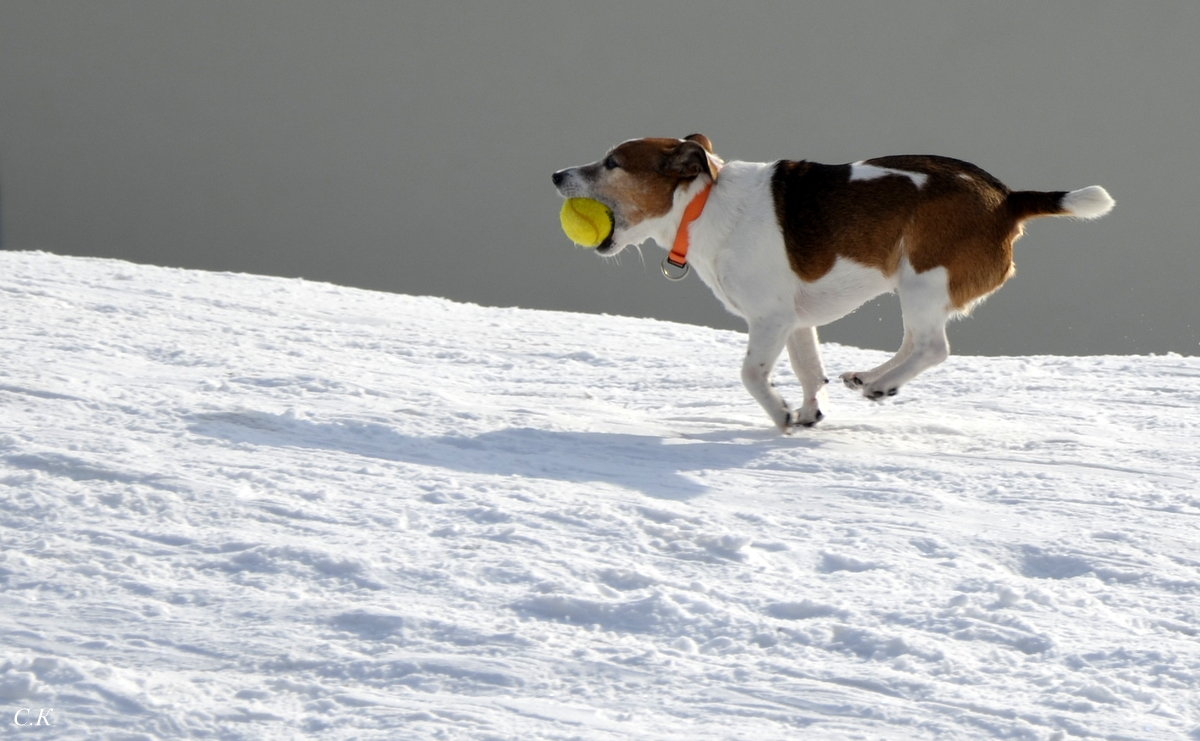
left=741, top=320, right=795, bottom=431
left=786, top=326, right=827, bottom=427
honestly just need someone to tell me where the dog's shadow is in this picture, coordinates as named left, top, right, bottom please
left=189, top=410, right=807, bottom=500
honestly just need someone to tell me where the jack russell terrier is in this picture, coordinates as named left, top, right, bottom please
left=552, top=134, right=1114, bottom=431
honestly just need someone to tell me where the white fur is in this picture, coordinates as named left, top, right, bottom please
left=849, top=162, right=928, bottom=189
left=1061, top=185, right=1115, bottom=220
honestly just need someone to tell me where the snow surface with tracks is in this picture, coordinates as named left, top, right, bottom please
left=1, top=251, right=1198, bottom=740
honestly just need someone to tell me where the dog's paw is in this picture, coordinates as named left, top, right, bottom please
left=785, top=407, right=824, bottom=429
left=840, top=371, right=867, bottom=390
left=841, top=372, right=899, bottom=401
left=862, top=384, right=899, bottom=402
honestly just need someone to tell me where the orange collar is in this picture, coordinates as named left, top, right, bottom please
left=662, top=181, right=714, bottom=280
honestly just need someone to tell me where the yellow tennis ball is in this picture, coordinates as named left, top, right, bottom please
left=559, top=198, right=614, bottom=248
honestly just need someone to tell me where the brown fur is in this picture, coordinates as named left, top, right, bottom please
left=772, top=154, right=1054, bottom=310
left=592, top=137, right=718, bottom=228
left=598, top=139, right=692, bottom=226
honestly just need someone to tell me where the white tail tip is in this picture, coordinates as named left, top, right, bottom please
left=1062, top=185, right=1115, bottom=220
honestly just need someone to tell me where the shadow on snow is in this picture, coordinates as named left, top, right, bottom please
left=188, top=410, right=805, bottom=500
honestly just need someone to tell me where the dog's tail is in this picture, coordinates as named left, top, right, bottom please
left=1007, top=185, right=1115, bottom=222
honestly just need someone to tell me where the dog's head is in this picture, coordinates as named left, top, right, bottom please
left=552, top=134, right=721, bottom=256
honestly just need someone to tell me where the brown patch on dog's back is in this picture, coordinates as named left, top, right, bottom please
left=773, top=155, right=1032, bottom=309
left=881, top=157, right=1019, bottom=309
left=772, top=161, right=916, bottom=281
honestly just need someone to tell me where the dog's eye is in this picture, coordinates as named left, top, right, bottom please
left=604, top=155, right=620, bottom=170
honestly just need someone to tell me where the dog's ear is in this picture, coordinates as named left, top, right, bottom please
left=663, top=135, right=720, bottom=180
left=684, top=133, right=715, bottom=153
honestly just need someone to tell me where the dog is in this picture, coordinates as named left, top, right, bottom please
left=552, top=134, right=1114, bottom=431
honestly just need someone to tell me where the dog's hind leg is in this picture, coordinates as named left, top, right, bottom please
left=851, top=264, right=952, bottom=401
left=840, top=330, right=914, bottom=392
left=742, top=318, right=796, bottom=430
left=786, top=326, right=828, bottom=426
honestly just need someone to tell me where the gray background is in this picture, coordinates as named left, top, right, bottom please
left=2, top=1, right=1197, bottom=357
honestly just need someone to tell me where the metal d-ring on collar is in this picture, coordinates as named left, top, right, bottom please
left=660, top=257, right=690, bottom=281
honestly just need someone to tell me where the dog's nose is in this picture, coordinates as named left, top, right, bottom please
left=552, top=170, right=566, bottom=187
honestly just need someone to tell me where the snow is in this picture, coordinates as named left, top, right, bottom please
left=1, top=250, right=1198, bottom=740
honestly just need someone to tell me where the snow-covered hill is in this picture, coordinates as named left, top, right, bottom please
left=1, top=251, right=1198, bottom=740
